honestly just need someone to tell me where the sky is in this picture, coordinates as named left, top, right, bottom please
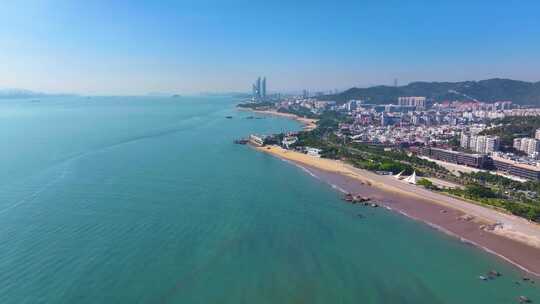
left=0, top=0, right=539, bottom=95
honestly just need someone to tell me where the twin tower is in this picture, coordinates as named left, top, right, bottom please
left=252, top=77, right=267, bottom=101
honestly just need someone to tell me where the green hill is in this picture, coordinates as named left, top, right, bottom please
left=320, top=79, right=540, bottom=105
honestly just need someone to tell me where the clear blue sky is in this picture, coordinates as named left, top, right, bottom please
left=1, top=0, right=539, bottom=95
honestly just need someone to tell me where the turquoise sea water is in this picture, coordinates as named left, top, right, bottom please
left=0, top=96, right=538, bottom=303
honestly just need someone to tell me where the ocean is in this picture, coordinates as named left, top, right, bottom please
left=0, top=95, right=538, bottom=303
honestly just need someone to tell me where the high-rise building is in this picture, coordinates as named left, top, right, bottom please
left=535, top=128, right=540, bottom=140
left=521, top=138, right=531, bottom=153
left=475, top=136, right=486, bottom=154
left=251, top=76, right=267, bottom=101
left=485, top=136, right=500, bottom=153
left=346, top=100, right=357, bottom=112
left=397, top=96, right=426, bottom=108
left=256, top=77, right=261, bottom=98
left=513, top=138, right=522, bottom=150
left=252, top=84, right=258, bottom=99
left=515, top=137, right=540, bottom=156
left=261, top=77, right=266, bottom=98
left=460, top=133, right=470, bottom=149
left=468, top=135, right=477, bottom=151
left=461, top=133, right=499, bottom=154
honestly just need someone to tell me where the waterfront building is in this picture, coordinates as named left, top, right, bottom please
left=421, top=147, right=489, bottom=168
left=491, top=154, right=540, bottom=180
left=249, top=134, right=265, bottom=147
left=282, top=136, right=298, bottom=149
left=306, top=147, right=322, bottom=157
left=251, top=76, right=267, bottom=101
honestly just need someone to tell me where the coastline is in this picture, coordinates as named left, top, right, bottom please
left=237, top=107, right=318, bottom=131
left=255, top=145, right=540, bottom=277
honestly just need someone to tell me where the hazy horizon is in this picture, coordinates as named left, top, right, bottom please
left=1, top=1, right=539, bottom=95
left=2, top=77, right=540, bottom=98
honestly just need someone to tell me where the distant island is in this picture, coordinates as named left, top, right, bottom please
left=320, top=78, right=540, bottom=105
left=0, top=89, right=75, bottom=99
left=0, top=89, right=47, bottom=99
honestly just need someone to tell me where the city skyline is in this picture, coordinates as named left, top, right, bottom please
left=1, top=1, right=540, bottom=95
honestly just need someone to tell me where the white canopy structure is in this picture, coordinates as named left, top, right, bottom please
left=394, top=170, right=405, bottom=180
left=404, top=171, right=418, bottom=184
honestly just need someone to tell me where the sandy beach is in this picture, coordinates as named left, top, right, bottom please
left=238, top=108, right=318, bottom=131
left=256, top=145, right=540, bottom=277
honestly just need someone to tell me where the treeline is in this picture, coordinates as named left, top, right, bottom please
left=447, top=184, right=540, bottom=221
left=236, top=102, right=274, bottom=109
left=277, top=107, right=319, bottom=119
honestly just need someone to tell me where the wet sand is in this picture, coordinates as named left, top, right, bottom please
left=257, top=146, right=540, bottom=277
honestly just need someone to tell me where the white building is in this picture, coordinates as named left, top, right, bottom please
left=514, top=138, right=522, bottom=150
left=485, top=136, right=500, bottom=153
left=460, top=133, right=470, bottom=149
left=462, top=133, right=499, bottom=154
left=306, top=147, right=322, bottom=157
left=476, top=136, right=486, bottom=154
left=282, top=136, right=298, bottom=149
left=515, top=137, right=540, bottom=157
left=535, top=129, right=540, bottom=140
left=398, top=96, right=426, bottom=108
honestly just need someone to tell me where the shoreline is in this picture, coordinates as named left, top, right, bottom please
left=255, top=145, right=540, bottom=277
left=237, top=107, right=318, bottom=131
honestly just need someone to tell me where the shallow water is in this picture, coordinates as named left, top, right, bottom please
left=0, top=96, right=538, bottom=303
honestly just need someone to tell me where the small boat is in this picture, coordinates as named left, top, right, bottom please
left=225, top=116, right=233, bottom=119
left=478, top=276, right=488, bottom=281
left=342, top=193, right=354, bottom=202
left=233, top=139, right=249, bottom=145
left=353, top=196, right=370, bottom=203
left=518, top=295, right=531, bottom=303
left=370, top=203, right=378, bottom=208
left=488, top=270, right=501, bottom=277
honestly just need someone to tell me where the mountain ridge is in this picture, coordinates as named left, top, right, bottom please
left=319, top=78, right=540, bottom=105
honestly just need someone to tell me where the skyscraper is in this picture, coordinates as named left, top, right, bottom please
left=251, top=76, right=267, bottom=101
left=252, top=84, right=258, bottom=99
left=256, top=77, right=261, bottom=99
